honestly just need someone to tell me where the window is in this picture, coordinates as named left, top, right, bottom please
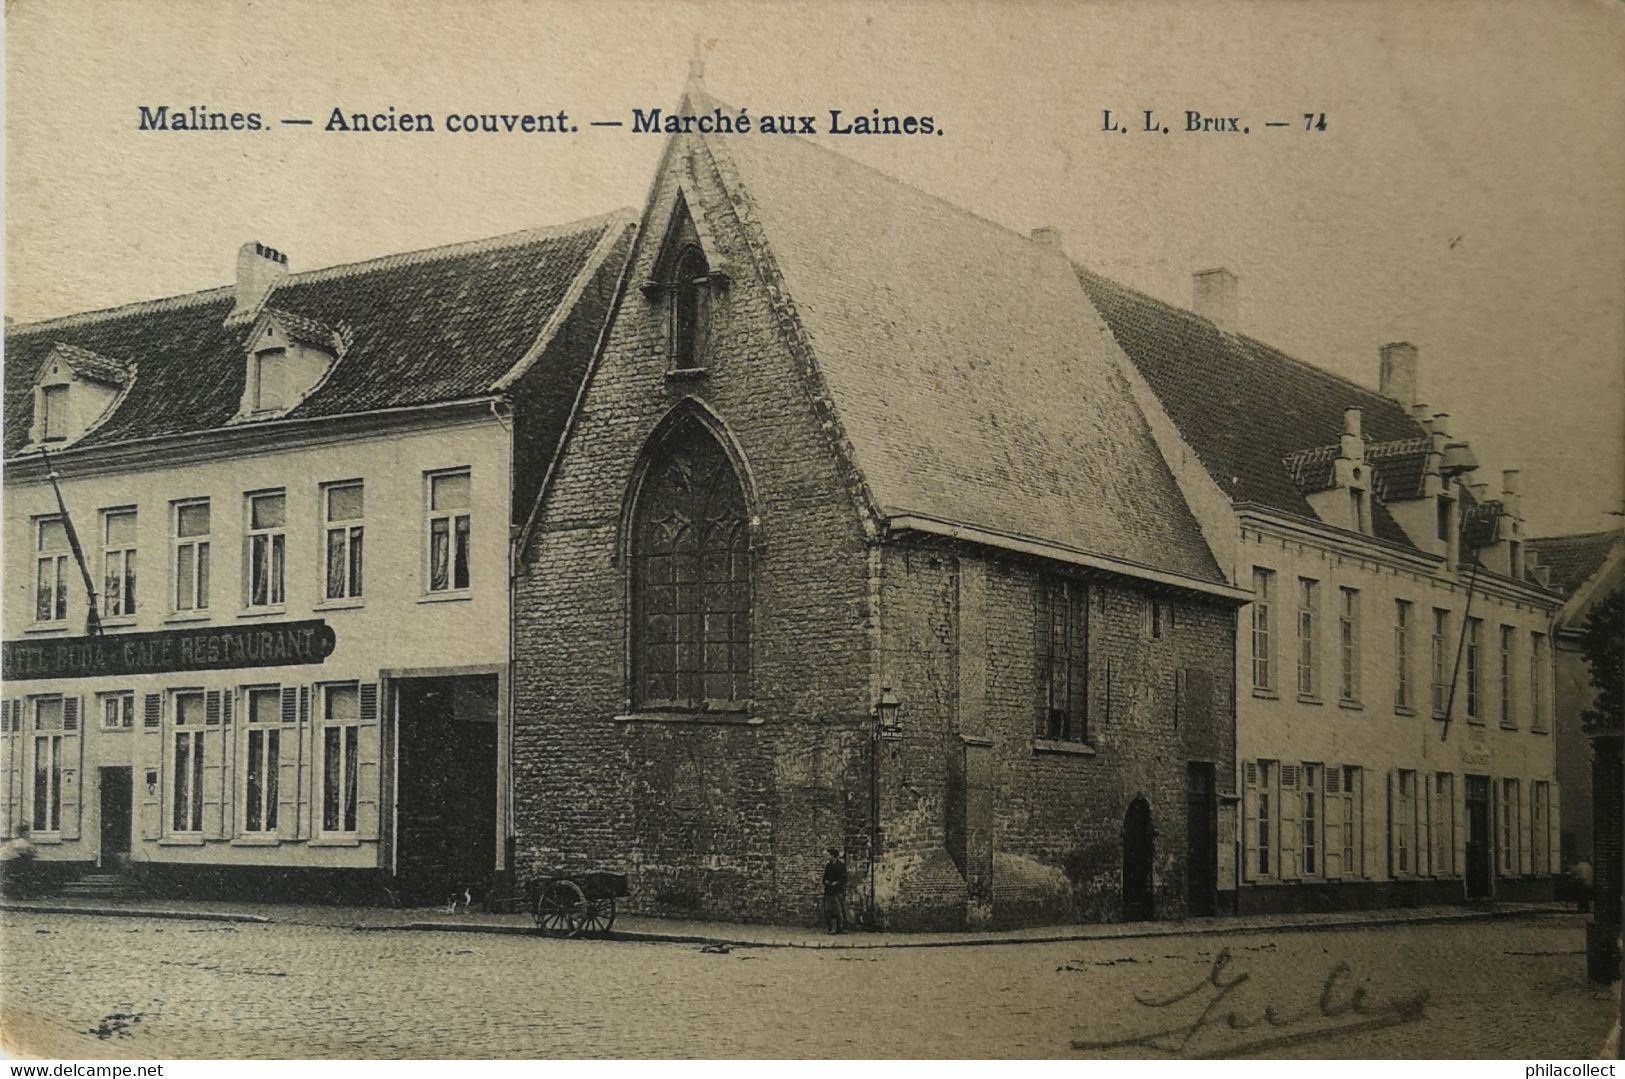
left=323, top=482, right=364, bottom=601
left=1508, top=540, right=1523, bottom=578
left=1531, top=781, right=1549, bottom=874
left=34, top=517, right=70, bottom=623
left=1251, top=569, right=1274, bottom=691
left=100, top=508, right=137, bottom=618
left=632, top=428, right=750, bottom=709
left=1340, top=766, right=1360, bottom=875
left=100, top=691, right=134, bottom=730
left=243, top=687, right=280, bottom=833
left=1393, top=769, right=1416, bottom=875
left=1394, top=600, right=1413, bottom=711
left=1498, top=778, right=1520, bottom=875
left=1338, top=588, right=1361, bottom=703
left=1432, top=773, right=1456, bottom=876
left=171, top=691, right=206, bottom=833
left=427, top=471, right=471, bottom=593
left=32, top=698, right=63, bottom=832
left=671, top=246, right=710, bottom=371
left=321, top=684, right=360, bottom=834
left=41, top=385, right=70, bottom=442
left=1499, top=625, right=1515, bottom=728
left=1350, top=488, right=1366, bottom=534
left=1431, top=608, right=1450, bottom=718
left=173, top=500, right=211, bottom=612
left=246, top=491, right=286, bottom=607
left=1040, top=578, right=1089, bottom=741
left=1436, top=496, right=1453, bottom=542
left=1465, top=617, right=1482, bottom=721
left=251, top=349, right=285, bottom=412
left=1146, top=598, right=1167, bottom=640
left=1296, top=578, right=1319, bottom=697
left=1302, top=764, right=1320, bottom=876
left=1254, top=760, right=1274, bottom=877
left=1530, top=633, right=1548, bottom=731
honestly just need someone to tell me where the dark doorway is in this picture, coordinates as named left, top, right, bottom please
left=99, top=767, right=132, bottom=868
left=1185, top=764, right=1217, bottom=917
left=1465, top=774, right=1493, bottom=899
left=1123, top=796, right=1155, bottom=921
left=394, top=675, right=499, bottom=904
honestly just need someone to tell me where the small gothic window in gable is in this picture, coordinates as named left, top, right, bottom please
left=41, top=385, right=70, bottom=442
left=671, top=246, right=710, bottom=371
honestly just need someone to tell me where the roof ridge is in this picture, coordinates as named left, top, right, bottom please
left=1076, top=263, right=1422, bottom=421
left=5, top=208, right=636, bottom=337
left=1528, top=528, right=1625, bottom=543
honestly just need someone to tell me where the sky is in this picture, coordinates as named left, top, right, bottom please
left=6, top=0, right=1623, bottom=536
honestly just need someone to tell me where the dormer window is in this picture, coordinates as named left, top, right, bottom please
left=1435, top=495, right=1453, bottom=542
left=671, top=246, right=710, bottom=371
left=251, top=348, right=286, bottom=413
left=40, top=385, right=70, bottom=442
left=1349, top=487, right=1367, bottom=534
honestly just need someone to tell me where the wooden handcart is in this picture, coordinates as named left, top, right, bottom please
left=526, top=871, right=629, bottom=937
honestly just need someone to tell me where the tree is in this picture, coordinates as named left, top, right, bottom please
left=1580, top=587, right=1624, bottom=736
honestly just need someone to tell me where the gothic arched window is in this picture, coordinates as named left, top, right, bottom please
left=671, top=246, right=709, bottom=371
left=633, top=424, right=750, bottom=709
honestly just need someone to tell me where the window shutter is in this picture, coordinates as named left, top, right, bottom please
left=1421, top=775, right=1434, bottom=878
left=1069, top=589, right=1088, bottom=739
left=139, top=694, right=163, bottom=841
left=1518, top=783, right=1532, bottom=875
left=1386, top=771, right=1397, bottom=879
left=1279, top=768, right=1300, bottom=879
left=356, top=682, right=382, bottom=841
left=202, top=690, right=225, bottom=839
left=222, top=690, right=236, bottom=839
left=1356, top=769, right=1374, bottom=879
left=0, top=701, right=15, bottom=838
left=58, top=697, right=83, bottom=840
left=1324, top=782, right=1343, bottom=881
left=277, top=686, right=299, bottom=841
left=1242, top=767, right=1259, bottom=883
left=1490, top=779, right=1502, bottom=877
left=1547, top=784, right=1560, bottom=875
left=298, top=686, right=313, bottom=839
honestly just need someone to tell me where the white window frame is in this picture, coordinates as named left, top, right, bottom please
left=250, top=348, right=286, bottom=413
left=1394, top=600, right=1413, bottom=711
left=1531, top=780, right=1549, bottom=874
left=1465, top=617, right=1483, bottom=722
left=319, top=683, right=361, bottom=835
left=1296, top=578, right=1319, bottom=698
left=241, top=685, right=281, bottom=834
left=1302, top=763, right=1321, bottom=877
left=1338, top=587, right=1361, bottom=704
left=34, top=516, right=70, bottom=625
left=170, top=689, right=207, bottom=835
left=100, top=506, right=138, bottom=619
left=1431, top=608, right=1450, bottom=718
left=40, top=384, right=71, bottom=442
left=1394, top=769, right=1416, bottom=876
left=172, top=499, right=211, bottom=613
left=1257, top=759, right=1275, bottom=877
left=31, top=697, right=64, bottom=833
left=1433, top=772, right=1457, bottom=877
left=1499, top=777, right=1520, bottom=876
left=425, top=469, right=472, bottom=594
left=100, top=691, right=135, bottom=731
left=1251, top=569, right=1274, bottom=691
left=245, top=490, right=287, bottom=608
left=322, top=481, right=365, bottom=602
left=1499, top=625, right=1515, bottom=728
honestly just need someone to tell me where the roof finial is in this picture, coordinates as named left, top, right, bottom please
left=687, top=35, right=706, bottom=84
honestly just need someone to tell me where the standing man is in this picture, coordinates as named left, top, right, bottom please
left=822, top=846, right=848, bottom=934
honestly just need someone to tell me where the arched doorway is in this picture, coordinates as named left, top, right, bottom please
left=1123, top=796, right=1155, bottom=921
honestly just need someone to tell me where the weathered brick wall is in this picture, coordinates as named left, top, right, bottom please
left=876, top=538, right=1237, bottom=928
left=511, top=133, right=875, bottom=924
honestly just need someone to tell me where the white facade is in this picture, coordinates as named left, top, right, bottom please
left=1, top=407, right=513, bottom=883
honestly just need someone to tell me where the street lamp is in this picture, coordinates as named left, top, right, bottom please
left=875, top=686, right=902, bottom=740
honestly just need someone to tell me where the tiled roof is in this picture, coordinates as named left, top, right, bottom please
left=704, top=112, right=1224, bottom=588
left=1365, top=438, right=1431, bottom=502
left=1528, top=530, right=1623, bottom=597
left=4, top=211, right=635, bottom=458
left=49, top=342, right=133, bottom=386
left=1076, top=268, right=1430, bottom=550
left=260, top=307, right=342, bottom=351
left=1462, top=497, right=1502, bottom=550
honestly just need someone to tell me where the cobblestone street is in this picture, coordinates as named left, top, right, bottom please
left=0, top=911, right=1613, bottom=1059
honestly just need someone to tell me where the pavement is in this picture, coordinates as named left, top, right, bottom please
left=0, top=892, right=1574, bottom=948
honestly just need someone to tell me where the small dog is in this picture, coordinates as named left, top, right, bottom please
left=445, top=886, right=473, bottom=914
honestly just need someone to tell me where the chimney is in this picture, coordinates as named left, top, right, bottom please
left=1379, top=342, right=1419, bottom=409
left=1030, top=226, right=1064, bottom=252
left=228, top=241, right=289, bottom=324
left=1410, top=401, right=1432, bottom=432
left=1501, top=469, right=1522, bottom=519
left=1192, top=268, right=1238, bottom=331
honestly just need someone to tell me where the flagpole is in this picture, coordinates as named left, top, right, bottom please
left=38, top=445, right=103, bottom=637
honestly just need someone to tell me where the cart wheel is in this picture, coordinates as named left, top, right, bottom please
left=534, top=879, right=587, bottom=937
left=578, top=896, right=616, bottom=937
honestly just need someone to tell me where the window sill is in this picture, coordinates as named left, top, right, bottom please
left=1296, top=693, right=1323, bottom=705
left=417, top=591, right=473, bottom=605
left=1531, top=726, right=1550, bottom=736
left=229, top=835, right=281, bottom=847
left=1499, top=722, right=1519, bottom=732
left=314, top=599, right=365, bottom=612
left=664, top=367, right=710, bottom=382
left=99, top=616, right=138, bottom=629
left=1251, top=688, right=1279, bottom=700
left=237, top=606, right=288, bottom=620
left=101, top=726, right=133, bottom=735
left=163, top=611, right=213, bottom=625
left=1465, top=716, right=1486, bottom=726
left=307, top=836, right=362, bottom=848
left=30, top=833, right=63, bottom=845
left=158, top=835, right=206, bottom=847
left=1337, top=699, right=1363, bottom=711
left=1031, top=738, right=1096, bottom=757
left=23, top=622, right=69, bottom=635
left=614, top=711, right=761, bottom=726
left=1395, top=705, right=1417, bottom=717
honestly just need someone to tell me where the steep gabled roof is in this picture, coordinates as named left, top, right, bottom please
left=1077, top=268, right=1430, bottom=548
left=4, top=210, right=635, bottom=458
left=44, top=342, right=133, bottom=387
left=699, top=117, right=1225, bottom=589
left=1528, top=529, right=1623, bottom=598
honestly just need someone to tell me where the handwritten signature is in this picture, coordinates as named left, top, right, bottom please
left=1071, top=947, right=1430, bottom=1058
